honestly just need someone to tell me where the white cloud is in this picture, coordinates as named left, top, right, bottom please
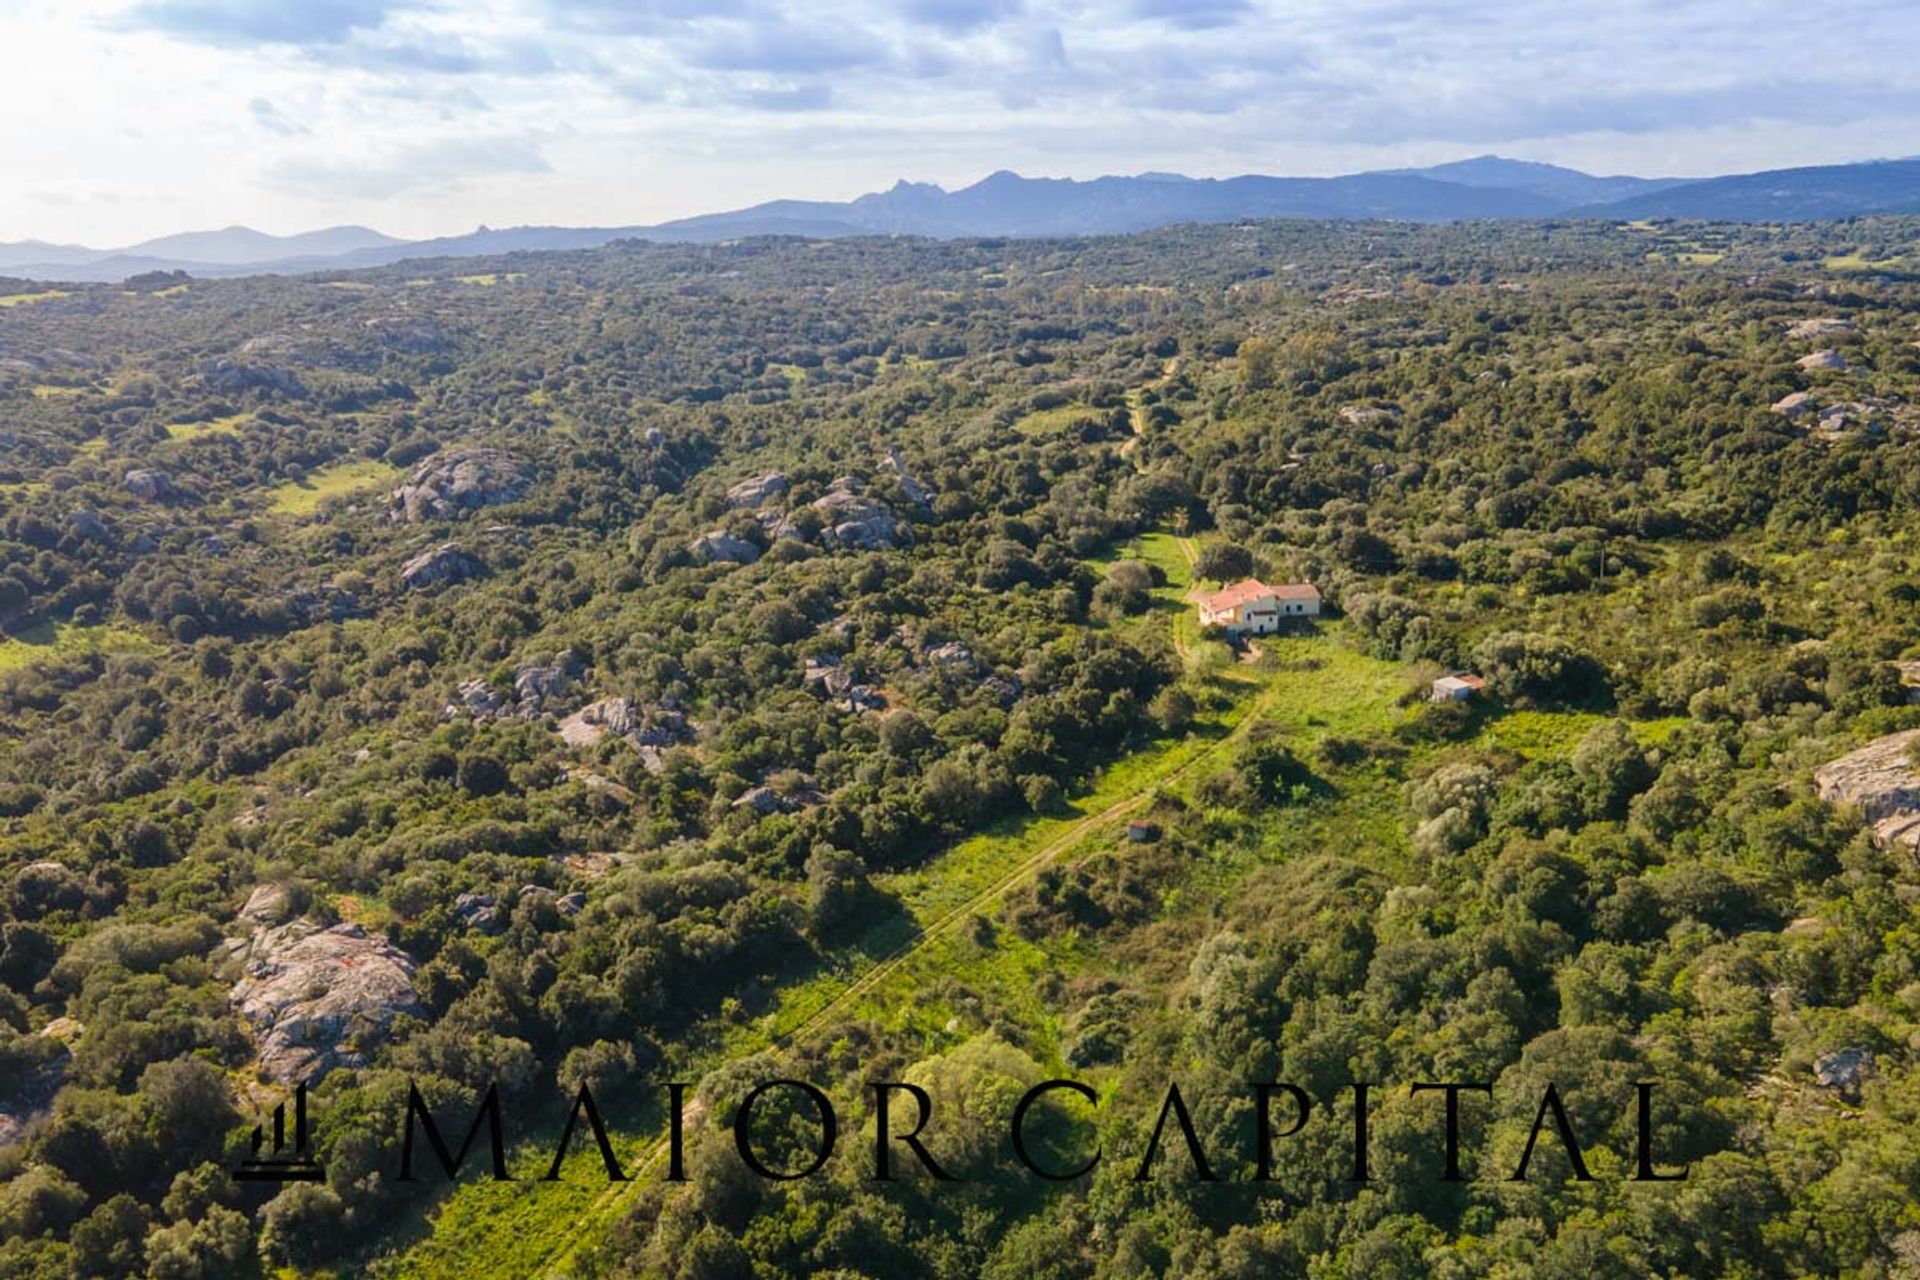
left=0, top=0, right=1913, bottom=243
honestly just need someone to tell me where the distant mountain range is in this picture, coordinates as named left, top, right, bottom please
left=9, top=155, right=1920, bottom=283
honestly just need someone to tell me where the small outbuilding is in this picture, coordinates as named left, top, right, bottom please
left=1126, top=820, right=1158, bottom=843
left=1430, top=673, right=1487, bottom=702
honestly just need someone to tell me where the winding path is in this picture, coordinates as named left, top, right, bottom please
left=522, top=546, right=1270, bottom=1277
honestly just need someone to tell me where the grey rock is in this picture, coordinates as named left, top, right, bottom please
left=1814, top=1047, right=1874, bottom=1100
left=813, top=490, right=900, bottom=550
left=1814, top=730, right=1920, bottom=851
left=557, top=696, right=637, bottom=746
left=1771, top=391, right=1817, bottom=417
left=844, top=685, right=885, bottom=712
left=1798, top=349, right=1848, bottom=372
left=390, top=448, right=531, bottom=523
left=688, top=530, right=762, bottom=565
left=200, top=358, right=305, bottom=398
left=926, top=641, right=977, bottom=671
left=447, top=678, right=508, bottom=721
left=556, top=892, right=586, bottom=916
left=981, top=674, right=1023, bottom=706
left=123, top=468, right=173, bottom=501
left=1786, top=317, right=1854, bottom=341
left=227, top=920, right=425, bottom=1084
left=885, top=446, right=932, bottom=509
left=66, top=510, right=109, bottom=542
left=556, top=697, right=689, bottom=750
left=732, top=784, right=820, bottom=816
left=454, top=892, right=502, bottom=934
left=512, top=653, right=579, bottom=709
left=758, top=510, right=807, bottom=542
left=401, top=542, right=484, bottom=590
left=238, top=883, right=296, bottom=927
left=725, top=472, right=789, bottom=509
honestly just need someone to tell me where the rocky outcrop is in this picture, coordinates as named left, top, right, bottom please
left=446, top=654, right=581, bottom=723
left=362, top=314, right=450, bottom=354
left=885, top=446, right=932, bottom=510
left=1771, top=391, right=1817, bottom=418
left=200, top=358, right=305, bottom=398
left=0, top=1029, right=70, bottom=1148
left=1814, top=730, right=1920, bottom=852
left=400, top=542, right=484, bottom=590
left=800, top=656, right=884, bottom=711
left=555, top=697, right=689, bottom=750
left=1338, top=404, right=1400, bottom=426
left=1814, top=1047, right=1874, bottom=1101
left=512, top=654, right=579, bottom=709
left=390, top=448, right=531, bottom=523
left=237, top=882, right=298, bottom=927
left=66, top=510, right=109, bottom=542
left=926, top=641, right=977, bottom=671
left=813, top=489, right=901, bottom=550
left=453, top=892, right=503, bottom=934
left=448, top=678, right=508, bottom=721
left=725, top=472, right=788, bottom=509
left=227, top=919, right=425, bottom=1084
left=689, top=530, right=762, bottom=565
left=123, top=469, right=173, bottom=501
left=1786, top=317, right=1854, bottom=341
left=1798, top=350, right=1848, bottom=372
left=733, top=782, right=823, bottom=816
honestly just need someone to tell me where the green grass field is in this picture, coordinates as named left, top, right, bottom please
left=0, top=621, right=156, bottom=672
left=266, top=459, right=402, bottom=516
left=1013, top=403, right=1101, bottom=436
left=0, top=290, right=70, bottom=308
left=166, top=412, right=252, bottom=442
left=1475, top=708, right=1688, bottom=759
left=1825, top=253, right=1912, bottom=273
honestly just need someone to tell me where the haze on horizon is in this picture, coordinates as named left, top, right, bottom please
left=3, top=0, right=1918, bottom=247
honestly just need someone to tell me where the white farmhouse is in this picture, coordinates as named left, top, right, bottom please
left=1196, top=578, right=1320, bottom=636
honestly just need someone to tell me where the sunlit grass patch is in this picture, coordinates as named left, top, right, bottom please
left=0, top=290, right=70, bottom=307
left=1477, top=709, right=1689, bottom=758
left=167, top=412, right=251, bottom=442
left=452, top=272, right=525, bottom=286
left=0, top=621, right=157, bottom=672
left=30, top=385, right=88, bottom=400
left=1013, top=403, right=1103, bottom=436
left=1825, top=253, right=1910, bottom=272
left=266, top=458, right=401, bottom=516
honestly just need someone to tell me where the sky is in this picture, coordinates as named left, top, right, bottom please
left=2, top=0, right=1918, bottom=246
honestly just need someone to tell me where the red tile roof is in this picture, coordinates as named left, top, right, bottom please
left=1199, top=578, right=1274, bottom=610
left=1198, top=578, right=1320, bottom=611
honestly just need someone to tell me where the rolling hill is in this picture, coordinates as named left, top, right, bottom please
left=9, top=155, right=1920, bottom=283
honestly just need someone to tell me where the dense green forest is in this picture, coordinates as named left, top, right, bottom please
left=4, top=216, right=1920, bottom=1279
